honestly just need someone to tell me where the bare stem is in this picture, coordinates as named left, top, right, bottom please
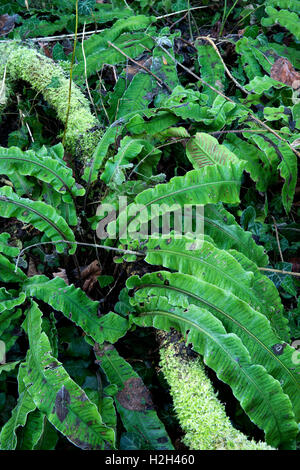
left=62, top=0, right=79, bottom=147
left=15, top=240, right=143, bottom=272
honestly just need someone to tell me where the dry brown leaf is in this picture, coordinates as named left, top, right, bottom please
left=27, top=257, right=38, bottom=277
left=271, top=57, right=300, bottom=89
left=0, top=14, right=18, bottom=36
left=125, top=56, right=152, bottom=81
left=53, top=268, right=69, bottom=285
left=81, top=260, right=102, bottom=293
left=38, top=41, right=52, bottom=58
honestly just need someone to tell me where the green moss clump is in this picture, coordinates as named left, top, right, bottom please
left=0, top=42, right=100, bottom=157
left=74, top=127, right=104, bottom=163
left=160, top=344, right=274, bottom=450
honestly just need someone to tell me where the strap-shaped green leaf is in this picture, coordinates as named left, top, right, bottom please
left=243, top=133, right=298, bottom=213
left=277, top=141, right=298, bottom=213
left=245, top=76, right=286, bottom=94
left=0, top=186, right=75, bottom=254
left=186, top=132, right=241, bottom=169
left=204, top=204, right=269, bottom=266
left=143, top=235, right=289, bottom=340
left=114, top=73, right=154, bottom=119
left=95, top=343, right=174, bottom=450
left=262, top=5, right=300, bottom=40
left=16, top=410, right=45, bottom=450
left=74, top=16, right=155, bottom=81
left=22, top=276, right=129, bottom=344
left=110, top=163, right=245, bottom=239
left=0, top=308, right=23, bottom=339
left=134, top=162, right=244, bottom=207
left=0, top=390, right=36, bottom=450
left=196, top=42, right=225, bottom=105
left=0, top=361, right=20, bottom=375
left=224, top=134, right=275, bottom=192
left=21, top=301, right=115, bottom=450
left=0, top=233, right=19, bottom=257
left=0, top=288, right=26, bottom=313
left=130, top=296, right=298, bottom=448
left=101, top=136, right=144, bottom=185
left=83, top=125, right=119, bottom=183
left=235, top=37, right=272, bottom=80
left=0, top=363, right=36, bottom=450
left=0, top=146, right=85, bottom=199
left=127, top=271, right=300, bottom=421
left=0, top=254, right=27, bottom=283
left=228, top=248, right=290, bottom=341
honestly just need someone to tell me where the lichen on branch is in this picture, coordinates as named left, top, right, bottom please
left=0, top=41, right=102, bottom=158
left=159, top=342, right=274, bottom=451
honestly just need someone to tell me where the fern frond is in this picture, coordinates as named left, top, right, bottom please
left=186, top=132, right=241, bottom=169
left=21, top=301, right=115, bottom=450
left=129, top=295, right=298, bottom=448
left=0, top=186, right=75, bottom=254
left=127, top=271, right=300, bottom=421
left=95, top=343, right=174, bottom=450
left=22, top=276, right=129, bottom=344
left=142, top=235, right=289, bottom=340
left=262, top=5, right=300, bottom=40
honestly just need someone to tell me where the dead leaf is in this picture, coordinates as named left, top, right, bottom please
left=0, top=14, right=18, bottom=36
left=55, top=385, right=70, bottom=423
left=38, top=41, right=52, bottom=58
left=53, top=268, right=69, bottom=285
left=271, top=57, right=300, bottom=89
left=27, top=257, right=38, bottom=277
left=81, top=260, right=102, bottom=293
left=116, top=377, right=154, bottom=411
left=288, top=258, right=300, bottom=273
left=125, top=56, right=152, bottom=81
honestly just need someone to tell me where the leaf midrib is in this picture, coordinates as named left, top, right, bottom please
left=136, top=306, right=288, bottom=443
left=135, top=283, right=300, bottom=394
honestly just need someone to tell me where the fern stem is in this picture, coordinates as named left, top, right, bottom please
left=272, top=216, right=284, bottom=263
left=258, top=267, right=300, bottom=278
left=81, top=22, right=97, bottom=117
left=62, top=0, right=79, bottom=147
left=187, top=0, right=193, bottom=41
left=220, top=0, right=239, bottom=37
left=197, top=36, right=249, bottom=95
left=107, top=41, right=172, bottom=93
left=15, top=240, right=143, bottom=272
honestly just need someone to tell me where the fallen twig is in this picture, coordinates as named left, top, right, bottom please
left=107, top=41, right=172, bottom=93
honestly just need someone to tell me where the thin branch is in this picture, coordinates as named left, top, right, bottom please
left=107, top=41, right=172, bottom=93
left=0, top=30, right=105, bottom=43
left=16, top=94, right=34, bottom=143
left=196, top=35, right=250, bottom=95
left=272, top=216, right=284, bottom=263
left=187, top=0, right=193, bottom=41
left=156, top=5, right=213, bottom=20
left=62, top=0, right=79, bottom=147
left=169, top=13, right=188, bottom=31
left=81, top=22, right=97, bottom=117
left=210, top=128, right=291, bottom=135
left=258, top=267, right=300, bottom=278
left=15, top=240, right=143, bottom=272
